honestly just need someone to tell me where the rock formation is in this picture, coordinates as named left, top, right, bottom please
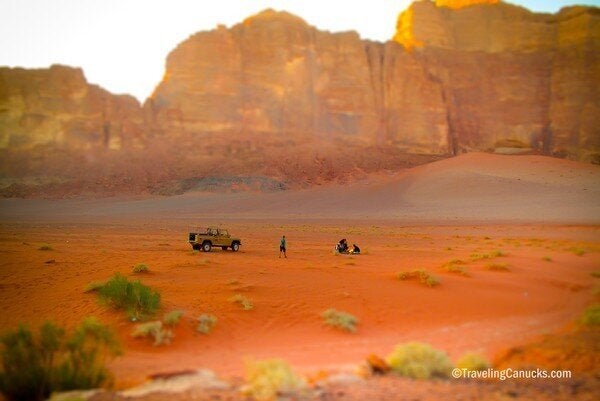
left=147, top=9, right=450, bottom=155
left=395, top=0, right=599, bottom=161
left=150, top=2, right=599, bottom=162
left=0, top=1, right=598, bottom=197
left=0, top=65, right=145, bottom=151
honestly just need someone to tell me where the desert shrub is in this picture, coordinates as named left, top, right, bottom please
left=0, top=318, right=120, bottom=401
left=97, top=273, right=161, bottom=320
left=397, top=271, right=410, bottom=280
left=55, top=318, right=120, bottom=389
left=131, top=321, right=172, bottom=346
left=163, top=310, right=184, bottom=327
left=542, top=256, right=553, bottom=262
left=242, top=359, right=305, bottom=401
left=591, top=271, right=600, bottom=278
left=38, top=244, right=53, bottom=251
left=486, top=263, right=510, bottom=271
left=456, top=352, right=490, bottom=371
left=386, top=342, right=454, bottom=379
left=132, top=263, right=149, bottom=274
left=321, top=308, right=358, bottom=333
left=397, top=270, right=440, bottom=287
left=470, top=250, right=505, bottom=261
left=579, top=304, right=600, bottom=326
left=569, top=247, right=585, bottom=256
left=197, top=314, right=217, bottom=334
left=442, top=259, right=469, bottom=276
left=83, top=281, right=104, bottom=293
left=229, top=294, right=254, bottom=311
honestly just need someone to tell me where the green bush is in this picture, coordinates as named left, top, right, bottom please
left=132, top=263, right=149, bottom=274
left=386, top=342, right=454, bottom=379
left=322, top=308, right=358, bottom=333
left=579, top=304, right=600, bottom=326
left=242, top=359, right=305, bottom=401
left=0, top=318, right=120, bottom=401
left=456, top=352, right=490, bottom=371
left=197, top=314, right=218, bottom=334
left=163, top=310, right=184, bottom=327
left=131, top=321, right=172, bottom=346
left=97, top=273, right=161, bottom=320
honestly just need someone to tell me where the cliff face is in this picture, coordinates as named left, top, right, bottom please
left=0, top=1, right=598, bottom=197
left=396, top=0, right=600, bottom=161
left=149, top=3, right=599, bottom=162
left=0, top=65, right=145, bottom=151
left=147, top=9, right=450, bottom=155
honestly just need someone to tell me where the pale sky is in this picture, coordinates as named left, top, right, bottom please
left=1, top=0, right=598, bottom=102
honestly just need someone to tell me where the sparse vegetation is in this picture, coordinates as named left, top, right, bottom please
left=470, top=250, right=505, bottom=261
left=397, top=270, right=441, bottom=287
left=569, top=247, right=585, bottom=256
left=97, top=273, right=161, bottom=320
left=486, top=263, right=510, bottom=271
left=0, top=318, right=120, bottom=401
left=242, top=358, right=305, bottom=401
left=131, top=321, right=172, bottom=346
left=321, top=308, right=358, bottom=333
left=456, top=352, right=490, bottom=371
left=197, top=314, right=217, bottom=334
left=132, top=263, right=149, bottom=273
left=38, top=244, right=53, bottom=251
left=590, top=271, right=600, bottom=278
left=229, top=294, right=254, bottom=311
left=386, top=342, right=454, bottom=379
left=579, top=304, right=600, bottom=327
left=163, top=310, right=184, bottom=327
left=442, top=259, right=469, bottom=276
left=84, top=281, right=105, bottom=293
left=542, top=256, right=552, bottom=262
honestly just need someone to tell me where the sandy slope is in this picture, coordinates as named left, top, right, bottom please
left=0, top=153, right=598, bottom=396
left=1, top=153, right=598, bottom=223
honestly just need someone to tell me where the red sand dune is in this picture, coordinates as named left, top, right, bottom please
left=2, top=153, right=598, bottom=223
left=0, top=153, right=598, bottom=390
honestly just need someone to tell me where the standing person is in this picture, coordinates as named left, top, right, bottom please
left=279, top=235, right=287, bottom=258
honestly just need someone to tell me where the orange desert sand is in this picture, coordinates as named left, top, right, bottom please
left=0, top=153, right=599, bottom=399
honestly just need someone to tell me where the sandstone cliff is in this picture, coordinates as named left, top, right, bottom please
left=0, top=65, right=145, bottom=151
left=147, top=9, right=450, bottom=155
left=150, top=3, right=599, bottom=162
left=396, top=0, right=600, bottom=161
left=0, top=1, right=598, bottom=197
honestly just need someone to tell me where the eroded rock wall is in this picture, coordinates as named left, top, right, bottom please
left=396, top=0, right=600, bottom=161
left=0, top=65, right=145, bottom=151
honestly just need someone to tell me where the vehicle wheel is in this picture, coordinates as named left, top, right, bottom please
left=221, top=246, right=228, bottom=251
left=192, top=244, right=201, bottom=251
left=202, top=242, right=212, bottom=252
left=231, top=242, right=240, bottom=252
